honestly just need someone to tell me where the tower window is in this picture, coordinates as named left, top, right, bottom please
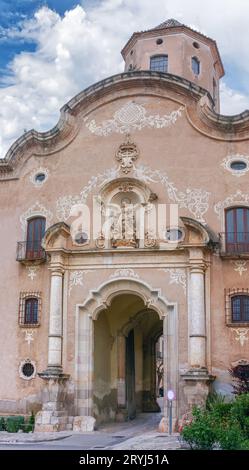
left=156, top=38, right=163, bottom=45
left=192, top=57, right=200, bottom=75
left=193, top=42, right=200, bottom=49
left=150, top=55, right=168, bottom=73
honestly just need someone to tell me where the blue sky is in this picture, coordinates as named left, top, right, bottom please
left=0, top=0, right=249, bottom=158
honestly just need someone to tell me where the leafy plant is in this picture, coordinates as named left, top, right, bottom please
left=5, top=416, right=25, bottom=433
left=181, top=393, right=249, bottom=450
left=0, top=417, right=6, bottom=431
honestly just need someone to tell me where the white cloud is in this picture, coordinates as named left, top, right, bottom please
left=0, top=0, right=249, bottom=157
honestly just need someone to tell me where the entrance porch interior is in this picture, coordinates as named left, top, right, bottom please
left=93, top=293, right=163, bottom=425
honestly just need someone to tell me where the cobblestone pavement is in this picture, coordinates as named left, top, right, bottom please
left=0, top=408, right=183, bottom=450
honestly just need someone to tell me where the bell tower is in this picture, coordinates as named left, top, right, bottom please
left=121, top=19, right=224, bottom=112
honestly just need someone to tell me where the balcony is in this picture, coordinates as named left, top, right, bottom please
left=16, top=241, right=46, bottom=264
left=219, top=232, right=249, bottom=257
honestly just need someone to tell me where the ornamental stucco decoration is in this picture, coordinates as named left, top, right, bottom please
left=109, top=268, right=140, bottom=279
left=85, top=101, right=184, bottom=136
left=221, top=154, right=249, bottom=177
left=20, top=202, right=53, bottom=234
left=56, top=164, right=210, bottom=224
left=23, top=329, right=35, bottom=347
left=160, top=268, right=187, bottom=294
left=232, top=328, right=249, bottom=347
left=56, top=168, right=119, bottom=220
left=133, top=165, right=210, bottom=224
left=214, top=190, right=249, bottom=219
left=29, top=167, right=49, bottom=187
left=232, top=260, right=248, bottom=277
left=116, top=135, right=139, bottom=174
left=69, top=270, right=90, bottom=296
left=27, top=266, right=39, bottom=281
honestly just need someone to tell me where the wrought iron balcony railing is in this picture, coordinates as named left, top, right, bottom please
left=16, top=241, right=46, bottom=262
left=219, top=232, right=249, bottom=254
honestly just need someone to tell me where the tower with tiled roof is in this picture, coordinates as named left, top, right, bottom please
left=122, top=19, right=224, bottom=112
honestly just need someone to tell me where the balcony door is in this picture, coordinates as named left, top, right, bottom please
left=26, top=217, right=46, bottom=259
left=225, top=207, right=249, bottom=253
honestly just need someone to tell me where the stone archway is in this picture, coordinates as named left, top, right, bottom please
left=75, top=277, right=178, bottom=429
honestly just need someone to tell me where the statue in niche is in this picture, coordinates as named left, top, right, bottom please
left=111, top=197, right=137, bottom=248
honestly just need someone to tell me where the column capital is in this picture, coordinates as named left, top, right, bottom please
left=49, top=265, right=65, bottom=276
left=189, top=263, right=207, bottom=274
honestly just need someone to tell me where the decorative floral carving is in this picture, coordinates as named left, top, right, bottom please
left=56, top=168, right=119, bottom=220
left=20, top=202, right=53, bottom=234
left=232, top=328, right=249, bottom=347
left=23, top=330, right=35, bottom=347
left=221, top=154, right=249, bottom=177
left=69, top=270, right=90, bottom=296
left=144, top=231, right=158, bottom=248
left=85, top=101, right=184, bottom=136
left=30, top=167, right=49, bottom=187
left=95, top=232, right=106, bottom=249
left=160, top=268, right=187, bottom=294
left=134, top=165, right=210, bottom=223
left=27, top=266, right=39, bottom=281
left=116, top=135, right=139, bottom=174
left=118, top=183, right=134, bottom=192
left=232, top=260, right=248, bottom=277
left=214, top=190, right=249, bottom=219
left=56, top=164, right=210, bottom=224
left=109, top=268, right=140, bottom=279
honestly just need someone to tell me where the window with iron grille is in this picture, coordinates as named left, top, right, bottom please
left=225, top=288, right=249, bottom=325
left=19, top=292, right=41, bottom=326
left=150, top=55, right=168, bottom=73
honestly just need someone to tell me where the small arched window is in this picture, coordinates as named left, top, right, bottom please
left=192, top=57, right=200, bottom=75
left=231, top=295, right=249, bottom=323
left=225, top=207, right=249, bottom=253
left=150, top=55, right=168, bottom=73
left=24, top=298, right=39, bottom=324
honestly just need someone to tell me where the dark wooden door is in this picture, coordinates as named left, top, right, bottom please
left=26, top=217, right=45, bottom=259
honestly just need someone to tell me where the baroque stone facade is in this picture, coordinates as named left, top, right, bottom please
left=0, top=19, right=249, bottom=432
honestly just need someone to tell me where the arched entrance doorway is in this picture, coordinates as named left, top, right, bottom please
left=75, top=277, right=178, bottom=429
left=93, top=293, right=163, bottom=423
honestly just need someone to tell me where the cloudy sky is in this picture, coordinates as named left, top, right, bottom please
left=0, top=0, right=249, bottom=158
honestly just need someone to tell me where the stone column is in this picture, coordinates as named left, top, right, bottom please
left=47, top=267, right=64, bottom=373
left=116, top=334, right=127, bottom=421
left=181, top=250, right=215, bottom=415
left=189, top=263, right=206, bottom=369
left=36, top=260, right=70, bottom=432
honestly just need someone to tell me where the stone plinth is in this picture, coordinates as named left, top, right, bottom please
left=35, top=370, right=70, bottom=432
left=73, top=416, right=96, bottom=432
left=181, top=368, right=215, bottom=409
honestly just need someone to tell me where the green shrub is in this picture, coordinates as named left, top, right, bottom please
left=5, top=416, right=25, bottom=433
left=0, top=417, right=6, bottom=431
left=181, top=407, right=216, bottom=450
left=181, top=393, right=249, bottom=450
left=216, top=421, right=244, bottom=450
left=231, top=393, right=249, bottom=437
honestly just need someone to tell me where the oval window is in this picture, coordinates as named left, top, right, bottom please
left=75, top=232, right=88, bottom=245
left=35, top=173, right=46, bottom=183
left=165, top=229, right=183, bottom=242
left=230, top=161, right=247, bottom=171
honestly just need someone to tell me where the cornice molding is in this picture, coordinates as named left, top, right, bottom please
left=1, top=71, right=249, bottom=178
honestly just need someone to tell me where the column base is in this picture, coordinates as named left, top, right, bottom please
left=35, top=369, right=70, bottom=432
left=142, top=391, right=161, bottom=412
left=181, top=367, right=215, bottom=411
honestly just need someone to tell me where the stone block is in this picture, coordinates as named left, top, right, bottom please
left=73, top=416, right=96, bottom=432
left=41, top=411, right=53, bottom=425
